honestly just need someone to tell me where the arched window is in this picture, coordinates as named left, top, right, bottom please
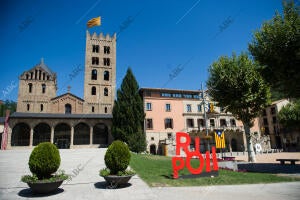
left=54, top=123, right=71, bottom=148
left=27, top=104, right=30, bottom=111
left=33, top=123, right=51, bottom=145
left=74, top=123, right=90, bottom=145
left=11, top=123, right=30, bottom=146
left=104, top=88, right=108, bottom=96
left=104, top=71, right=109, bottom=81
left=92, top=106, right=95, bottom=113
left=93, top=123, right=108, bottom=144
left=91, top=69, right=97, bottom=80
left=28, top=83, right=32, bottom=93
left=42, top=84, right=46, bottom=93
left=65, top=104, right=72, bottom=114
left=91, top=86, right=96, bottom=95
left=26, top=74, right=29, bottom=79
left=40, top=104, right=43, bottom=112
left=104, top=107, right=107, bottom=113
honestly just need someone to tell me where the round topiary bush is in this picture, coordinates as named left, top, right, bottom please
left=104, top=140, right=131, bottom=175
left=29, top=142, right=61, bottom=179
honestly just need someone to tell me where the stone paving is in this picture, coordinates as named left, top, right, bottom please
left=0, top=148, right=300, bottom=200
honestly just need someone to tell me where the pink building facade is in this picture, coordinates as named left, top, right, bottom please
left=140, top=88, right=263, bottom=155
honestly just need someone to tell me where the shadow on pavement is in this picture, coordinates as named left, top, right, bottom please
left=94, top=181, right=132, bottom=189
left=18, top=188, right=64, bottom=198
left=238, top=163, right=300, bottom=174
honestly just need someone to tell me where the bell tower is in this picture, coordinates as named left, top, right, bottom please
left=83, top=31, right=116, bottom=114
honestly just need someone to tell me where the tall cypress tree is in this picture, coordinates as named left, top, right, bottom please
left=112, top=68, right=146, bottom=153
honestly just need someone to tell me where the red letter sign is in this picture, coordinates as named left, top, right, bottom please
left=172, top=132, right=219, bottom=179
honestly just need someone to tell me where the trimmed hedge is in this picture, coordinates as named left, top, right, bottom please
left=104, top=140, right=131, bottom=174
left=29, top=142, right=61, bottom=179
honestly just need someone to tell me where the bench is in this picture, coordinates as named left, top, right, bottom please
left=222, top=156, right=235, bottom=161
left=276, top=159, right=300, bottom=165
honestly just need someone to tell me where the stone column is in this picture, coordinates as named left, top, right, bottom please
left=29, top=127, right=33, bottom=147
left=50, top=126, right=54, bottom=144
left=6, top=126, right=12, bottom=149
left=90, top=126, right=93, bottom=145
left=70, top=126, right=74, bottom=148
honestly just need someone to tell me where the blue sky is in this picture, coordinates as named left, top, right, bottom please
left=0, top=0, right=284, bottom=101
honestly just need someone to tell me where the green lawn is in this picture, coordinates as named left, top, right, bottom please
left=129, top=153, right=300, bottom=187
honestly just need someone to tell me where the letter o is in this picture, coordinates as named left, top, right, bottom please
left=186, top=151, right=204, bottom=174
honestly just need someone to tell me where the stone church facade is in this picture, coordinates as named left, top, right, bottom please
left=7, top=31, right=116, bottom=149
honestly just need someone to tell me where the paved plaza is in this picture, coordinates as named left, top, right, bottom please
left=0, top=149, right=300, bottom=200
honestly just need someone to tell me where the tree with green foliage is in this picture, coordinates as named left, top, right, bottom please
left=207, top=53, right=271, bottom=162
left=0, top=100, right=17, bottom=116
left=249, top=1, right=300, bottom=98
left=278, top=99, right=300, bottom=130
left=112, top=68, right=146, bottom=153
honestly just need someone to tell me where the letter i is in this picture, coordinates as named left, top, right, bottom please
left=212, top=147, right=219, bottom=171
left=205, top=151, right=211, bottom=172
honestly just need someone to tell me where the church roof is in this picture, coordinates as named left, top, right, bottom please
left=51, top=92, right=84, bottom=102
left=31, top=58, right=55, bottom=76
left=20, top=58, right=56, bottom=80
left=10, top=112, right=112, bottom=119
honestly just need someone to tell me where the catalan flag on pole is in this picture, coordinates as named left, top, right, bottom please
left=214, top=130, right=225, bottom=149
left=87, top=16, right=101, bottom=28
left=208, top=102, right=214, bottom=112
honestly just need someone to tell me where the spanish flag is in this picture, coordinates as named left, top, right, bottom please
left=214, top=130, right=225, bottom=149
left=87, top=17, right=101, bottom=28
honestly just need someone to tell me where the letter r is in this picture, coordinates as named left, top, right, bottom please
left=175, top=132, right=191, bottom=155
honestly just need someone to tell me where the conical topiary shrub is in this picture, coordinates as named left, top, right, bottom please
left=100, top=140, right=135, bottom=188
left=29, top=142, right=61, bottom=179
left=104, top=140, right=131, bottom=174
left=21, top=142, right=69, bottom=194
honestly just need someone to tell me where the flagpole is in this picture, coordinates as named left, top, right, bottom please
left=201, top=82, right=210, bottom=152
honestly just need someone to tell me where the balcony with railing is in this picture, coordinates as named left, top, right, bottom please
left=186, top=125, right=244, bottom=133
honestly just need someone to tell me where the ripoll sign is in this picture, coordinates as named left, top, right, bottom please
left=172, top=132, right=219, bottom=179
